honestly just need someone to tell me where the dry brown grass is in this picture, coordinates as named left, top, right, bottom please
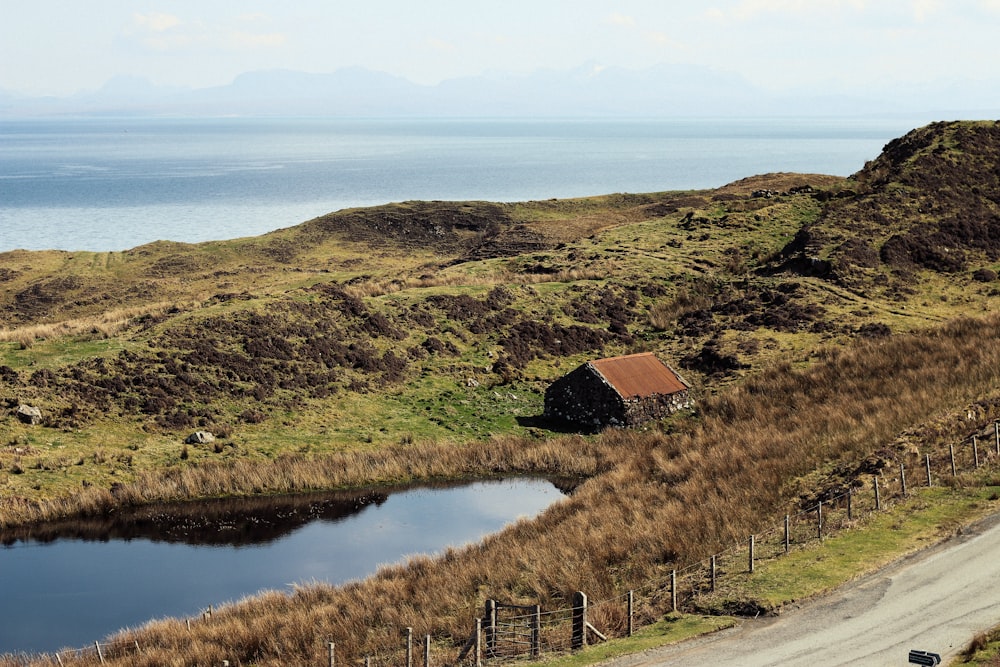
left=15, top=314, right=1000, bottom=666
left=647, top=279, right=715, bottom=330
left=0, top=302, right=182, bottom=345
left=525, top=267, right=608, bottom=284
left=0, top=435, right=621, bottom=529
left=713, top=172, right=846, bottom=197
left=339, top=267, right=609, bottom=300
left=340, top=275, right=470, bottom=299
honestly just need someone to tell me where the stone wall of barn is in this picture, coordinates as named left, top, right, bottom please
left=543, top=365, right=626, bottom=428
left=620, top=390, right=692, bottom=427
left=544, top=365, right=693, bottom=429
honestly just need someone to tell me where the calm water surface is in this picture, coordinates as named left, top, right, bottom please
left=0, top=116, right=932, bottom=252
left=0, top=478, right=565, bottom=655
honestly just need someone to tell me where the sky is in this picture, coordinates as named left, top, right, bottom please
left=2, top=0, right=1000, bottom=97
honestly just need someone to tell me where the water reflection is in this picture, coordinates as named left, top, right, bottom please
left=0, top=478, right=567, bottom=654
left=2, top=489, right=391, bottom=548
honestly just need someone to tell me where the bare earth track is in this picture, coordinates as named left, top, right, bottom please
left=605, top=512, right=1000, bottom=666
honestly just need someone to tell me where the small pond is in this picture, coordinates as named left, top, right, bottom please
left=0, top=478, right=567, bottom=654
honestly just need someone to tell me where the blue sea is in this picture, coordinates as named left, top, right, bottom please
left=0, top=116, right=932, bottom=253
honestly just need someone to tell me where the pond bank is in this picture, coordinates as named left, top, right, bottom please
left=0, top=478, right=568, bottom=654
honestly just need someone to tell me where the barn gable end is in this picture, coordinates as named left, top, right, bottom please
left=543, top=353, right=691, bottom=428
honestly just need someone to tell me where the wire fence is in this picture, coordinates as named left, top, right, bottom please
left=451, top=424, right=1000, bottom=667
left=25, top=424, right=1000, bottom=667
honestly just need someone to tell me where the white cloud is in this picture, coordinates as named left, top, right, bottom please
left=132, top=12, right=181, bottom=33
left=238, top=13, right=271, bottom=23
left=644, top=30, right=683, bottom=50
left=125, top=12, right=285, bottom=53
left=911, top=0, right=944, bottom=21
left=426, top=38, right=457, bottom=53
left=125, top=13, right=190, bottom=51
left=607, top=12, right=636, bottom=26
left=227, top=31, right=287, bottom=50
left=713, top=0, right=869, bottom=21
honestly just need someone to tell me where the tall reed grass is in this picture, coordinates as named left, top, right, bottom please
left=11, top=314, right=1000, bottom=666
left=0, top=302, right=181, bottom=347
left=0, top=436, right=620, bottom=529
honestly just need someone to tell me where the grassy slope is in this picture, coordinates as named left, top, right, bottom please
left=4, top=163, right=994, bottom=504
left=0, top=178, right=851, bottom=500
left=4, top=121, right=1000, bottom=662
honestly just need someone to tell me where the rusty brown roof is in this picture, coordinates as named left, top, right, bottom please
left=589, top=353, right=688, bottom=399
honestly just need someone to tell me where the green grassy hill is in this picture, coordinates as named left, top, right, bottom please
left=3, top=122, right=1000, bottom=505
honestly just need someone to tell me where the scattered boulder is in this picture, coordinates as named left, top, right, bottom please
left=972, top=268, right=998, bottom=282
left=15, top=404, right=41, bottom=425
left=184, top=431, right=216, bottom=445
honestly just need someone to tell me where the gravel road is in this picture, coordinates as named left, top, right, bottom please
left=606, top=511, right=1000, bottom=666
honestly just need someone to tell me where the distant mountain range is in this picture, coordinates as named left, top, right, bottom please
left=3, top=65, right=1000, bottom=118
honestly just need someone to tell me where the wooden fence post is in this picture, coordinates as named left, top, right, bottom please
left=974, top=437, right=981, bottom=468
left=424, top=634, right=431, bottom=667
left=484, top=600, right=496, bottom=658
left=328, top=642, right=335, bottom=667
left=455, top=634, right=475, bottom=667
left=925, top=454, right=932, bottom=487
left=950, top=444, right=957, bottom=476
left=817, top=502, right=823, bottom=541
left=874, top=475, right=881, bottom=510
left=900, top=463, right=907, bottom=496
left=710, top=555, right=717, bottom=592
left=406, top=627, right=413, bottom=667
left=475, top=618, right=482, bottom=667
left=784, top=514, right=790, bottom=553
left=95, top=642, right=105, bottom=665
left=572, top=591, right=588, bottom=650
left=748, top=535, right=755, bottom=573
left=627, top=591, right=634, bottom=637
left=670, top=570, right=677, bottom=613
left=532, top=605, right=541, bottom=657
left=847, top=488, right=853, bottom=521
left=995, top=421, right=999, bottom=456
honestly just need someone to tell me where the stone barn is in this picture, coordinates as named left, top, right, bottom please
left=543, top=352, right=691, bottom=428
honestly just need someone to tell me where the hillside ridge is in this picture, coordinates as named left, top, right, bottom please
left=779, top=120, right=1000, bottom=288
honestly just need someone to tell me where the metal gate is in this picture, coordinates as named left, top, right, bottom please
left=484, top=600, right=541, bottom=660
